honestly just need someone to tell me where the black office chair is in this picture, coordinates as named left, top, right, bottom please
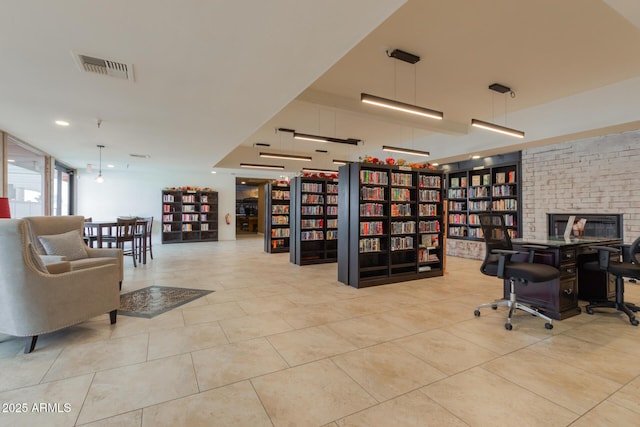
left=473, top=213, right=560, bottom=330
left=584, top=236, right=640, bottom=326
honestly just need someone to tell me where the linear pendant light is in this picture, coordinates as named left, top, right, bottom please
left=361, top=93, right=443, bottom=120
left=382, top=145, right=430, bottom=157
left=470, top=119, right=525, bottom=139
left=259, top=152, right=312, bottom=162
left=240, top=163, right=285, bottom=170
left=332, top=159, right=350, bottom=165
left=302, top=167, right=338, bottom=174
left=293, top=132, right=360, bottom=146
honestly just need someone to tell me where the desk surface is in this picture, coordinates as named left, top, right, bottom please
left=513, top=236, right=621, bottom=248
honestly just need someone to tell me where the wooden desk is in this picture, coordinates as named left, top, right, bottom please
left=507, top=237, right=621, bottom=320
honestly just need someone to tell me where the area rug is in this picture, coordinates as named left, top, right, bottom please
left=119, top=286, right=214, bottom=318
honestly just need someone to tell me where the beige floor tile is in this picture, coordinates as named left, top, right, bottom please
left=329, top=295, right=396, bottom=318
left=445, top=316, right=544, bottom=354
left=203, top=287, right=256, bottom=304
left=268, top=324, right=357, bottom=366
left=78, top=410, right=142, bottom=426
left=375, top=304, right=452, bottom=334
left=483, top=348, right=621, bottom=415
left=252, top=359, right=378, bottom=427
left=77, top=354, right=198, bottom=424
left=0, top=373, right=93, bottom=427
left=147, top=322, right=228, bottom=360
left=141, top=381, right=271, bottom=427
left=335, top=390, right=467, bottom=426
left=421, top=367, right=578, bottom=426
left=181, top=301, right=247, bottom=325
left=570, top=400, right=640, bottom=426
left=331, top=343, right=446, bottom=401
left=608, top=375, right=640, bottom=415
left=279, top=304, right=349, bottom=328
left=109, top=310, right=185, bottom=339
left=563, top=318, right=640, bottom=355
left=237, top=294, right=299, bottom=314
left=43, top=334, right=149, bottom=382
left=191, top=338, right=288, bottom=391
left=327, top=313, right=412, bottom=348
left=218, top=311, right=294, bottom=342
left=394, top=328, right=500, bottom=375
left=0, top=346, right=61, bottom=392
left=529, top=334, right=640, bottom=384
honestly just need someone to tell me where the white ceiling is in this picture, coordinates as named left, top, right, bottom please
left=2, top=0, right=640, bottom=177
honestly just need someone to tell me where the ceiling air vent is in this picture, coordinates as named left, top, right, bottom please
left=129, top=154, right=150, bottom=159
left=73, top=52, right=134, bottom=81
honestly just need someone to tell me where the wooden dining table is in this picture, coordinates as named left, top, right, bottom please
left=85, top=219, right=150, bottom=265
left=84, top=220, right=117, bottom=249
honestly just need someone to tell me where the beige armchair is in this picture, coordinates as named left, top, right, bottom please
left=23, top=215, right=124, bottom=287
left=0, top=219, right=121, bottom=353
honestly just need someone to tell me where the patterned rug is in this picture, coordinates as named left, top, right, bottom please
left=119, top=286, right=214, bottom=318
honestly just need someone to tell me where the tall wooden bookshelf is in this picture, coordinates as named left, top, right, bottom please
left=444, top=152, right=521, bottom=241
left=161, top=189, right=218, bottom=244
left=290, top=176, right=339, bottom=265
left=264, top=181, right=291, bottom=253
left=337, top=163, right=445, bottom=288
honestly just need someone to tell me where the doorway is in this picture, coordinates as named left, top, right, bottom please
left=235, top=177, right=269, bottom=237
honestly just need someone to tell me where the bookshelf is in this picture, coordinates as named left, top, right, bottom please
left=289, top=176, right=339, bottom=265
left=443, top=152, right=521, bottom=241
left=161, top=189, right=218, bottom=243
left=337, top=163, right=445, bottom=288
left=264, top=181, right=291, bottom=253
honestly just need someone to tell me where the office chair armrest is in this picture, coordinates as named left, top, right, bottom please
left=491, top=249, right=519, bottom=278
left=521, top=244, right=550, bottom=263
left=590, top=245, right=619, bottom=270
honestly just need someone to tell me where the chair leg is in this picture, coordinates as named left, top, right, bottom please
left=25, top=336, right=38, bottom=354
left=586, top=276, right=639, bottom=326
left=110, top=309, right=118, bottom=324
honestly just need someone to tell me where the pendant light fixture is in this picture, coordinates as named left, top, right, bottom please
left=259, top=152, right=312, bottom=162
left=240, top=163, right=285, bottom=170
left=361, top=49, right=443, bottom=120
left=382, top=145, right=430, bottom=157
left=96, top=144, right=105, bottom=183
left=471, top=83, right=525, bottom=138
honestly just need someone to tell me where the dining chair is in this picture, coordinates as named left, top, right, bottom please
left=102, top=217, right=137, bottom=267
left=83, top=217, right=98, bottom=248
left=134, top=217, right=153, bottom=264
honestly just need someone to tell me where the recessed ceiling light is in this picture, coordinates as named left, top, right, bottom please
left=55, top=120, right=70, bottom=126
left=471, top=155, right=481, bottom=159
left=107, top=164, right=115, bottom=168
left=241, top=181, right=246, bottom=184
left=8, top=159, right=15, bottom=163
left=431, top=163, right=439, bottom=166
left=210, top=170, right=217, bottom=174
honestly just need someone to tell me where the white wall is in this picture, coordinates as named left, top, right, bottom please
left=77, top=169, right=238, bottom=241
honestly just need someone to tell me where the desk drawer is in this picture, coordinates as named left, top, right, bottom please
left=561, top=249, right=576, bottom=262
left=559, top=277, right=578, bottom=310
left=559, top=263, right=577, bottom=277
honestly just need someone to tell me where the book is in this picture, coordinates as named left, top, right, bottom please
left=496, top=172, right=506, bottom=184
left=451, top=177, right=459, bottom=188
left=472, top=175, right=480, bottom=186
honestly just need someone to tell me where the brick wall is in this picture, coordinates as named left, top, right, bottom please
left=448, top=129, right=640, bottom=260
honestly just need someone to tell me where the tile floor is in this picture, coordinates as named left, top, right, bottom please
left=1, top=235, right=640, bottom=426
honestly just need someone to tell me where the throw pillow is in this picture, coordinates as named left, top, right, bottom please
left=38, top=230, right=88, bottom=261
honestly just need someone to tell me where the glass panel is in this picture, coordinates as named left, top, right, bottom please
left=6, top=139, right=45, bottom=217
left=53, top=163, right=72, bottom=216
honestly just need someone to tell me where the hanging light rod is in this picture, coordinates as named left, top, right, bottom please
left=96, top=144, right=105, bottom=183
left=294, top=132, right=360, bottom=146
left=240, top=163, right=285, bottom=170
left=302, top=167, right=338, bottom=174
left=382, top=145, right=430, bottom=157
left=470, top=119, right=525, bottom=139
left=361, top=93, right=443, bottom=120
left=259, top=152, right=312, bottom=162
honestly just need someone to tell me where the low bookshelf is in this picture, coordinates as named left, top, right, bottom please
left=161, top=188, right=218, bottom=244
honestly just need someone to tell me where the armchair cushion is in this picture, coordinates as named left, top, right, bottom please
left=37, top=230, right=88, bottom=261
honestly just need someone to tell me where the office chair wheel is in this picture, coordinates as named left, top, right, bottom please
left=491, top=305, right=498, bottom=310
left=631, top=318, right=639, bottom=326
left=474, top=310, right=481, bottom=317
left=504, top=323, right=512, bottom=331
left=545, top=322, right=553, bottom=330
left=586, top=307, right=594, bottom=315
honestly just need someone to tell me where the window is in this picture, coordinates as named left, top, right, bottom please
left=6, top=137, right=46, bottom=217
left=53, top=162, right=75, bottom=215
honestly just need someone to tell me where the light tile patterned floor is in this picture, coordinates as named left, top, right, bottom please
left=1, top=235, right=640, bottom=426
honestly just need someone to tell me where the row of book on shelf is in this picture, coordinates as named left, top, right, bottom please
left=272, top=190, right=290, bottom=200
left=358, top=235, right=441, bottom=254
left=361, top=220, right=440, bottom=236
left=359, top=202, right=438, bottom=217
left=163, top=223, right=212, bottom=232
left=301, top=194, right=324, bottom=204
left=301, top=230, right=338, bottom=241
left=450, top=171, right=516, bottom=188
left=272, top=205, right=289, bottom=214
